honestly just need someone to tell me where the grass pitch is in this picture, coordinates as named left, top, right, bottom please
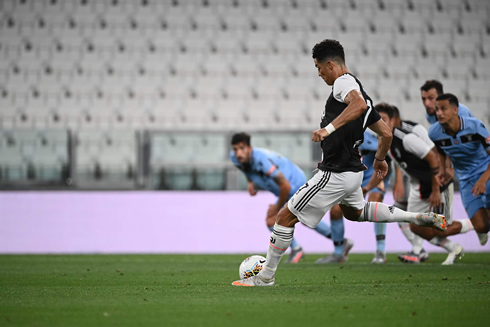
left=0, top=254, right=489, bottom=327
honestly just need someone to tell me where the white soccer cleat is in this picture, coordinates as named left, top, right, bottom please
left=415, top=212, right=447, bottom=231
left=371, top=250, right=386, bottom=264
left=231, top=275, right=275, bottom=287
left=477, top=232, right=488, bottom=246
left=441, top=244, right=464, bottom=265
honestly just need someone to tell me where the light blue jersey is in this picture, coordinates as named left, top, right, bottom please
left=426, top=103, right=473, bottom=124
left=429, top=117, right=490, bottom=181
left=429, top=117, right=490, bottom=218
left=230, top=147, right=306, bottom=198
left=359, top=131, right=391, bottom=193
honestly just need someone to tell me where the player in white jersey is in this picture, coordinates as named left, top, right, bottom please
left=232, top=39, right=446, bottom=287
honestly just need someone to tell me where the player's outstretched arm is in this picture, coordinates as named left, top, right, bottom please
left=269, top=173, right=291, bottom=217
left=311, top=89, right=367, bottom=141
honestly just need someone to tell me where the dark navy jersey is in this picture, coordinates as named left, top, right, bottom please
left=317, top=73, right=381, bottom=173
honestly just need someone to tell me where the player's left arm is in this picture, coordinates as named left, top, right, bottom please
left=269, top=172, right=291, bottom=217
left=311, top=89, right=368, bottom=141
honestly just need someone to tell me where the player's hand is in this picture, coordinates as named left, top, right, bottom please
left=362, top=187, right=368, bottom=197
left=267, top=204, right=280, bottom=218
left=311, top=128, right=329, bottom=142
left=373, top=159, right=388, bottom=179
left=393, top=179, right=405, bottom=202
left=248, top=182, right=257, bottom=196
left=472, top=177, right=487, bottom=197
left=426, top=190, right=441, bottom=212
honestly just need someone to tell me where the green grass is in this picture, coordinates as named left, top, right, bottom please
left=0, top=254, right=489, bottom=327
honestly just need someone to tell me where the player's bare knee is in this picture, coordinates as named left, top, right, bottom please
left=471, top=217, right=488, bottom=233
left=339, top=204, right=362, bottom=221
left=275, top=206, right=298, bottom=228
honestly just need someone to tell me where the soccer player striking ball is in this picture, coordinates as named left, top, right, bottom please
left=230, top=132, right=335, bottom=263
left=321, top=125, right=393, bottom=264
left=376, top=104, right=467, bottom=265
left=231, top=39, right=446, bottom=287
left=426, top=94, right=490, bottom=245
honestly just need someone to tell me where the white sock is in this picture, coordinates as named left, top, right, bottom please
left=412, top=235, right=424, bottom=255
left=459, top=219, right=474, bottom=234
left=429, top=236, right=457, bottom=252
left=261, top=223, right=294, bottom=280
left=358, top=202, right=421, bottom=224
left=398, top=222, right=415, bottom=243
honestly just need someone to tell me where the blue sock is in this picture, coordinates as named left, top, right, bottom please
left=269, top=225, right=300, bottom=250
left=314, top=220, right=332, bottom=239
left=331, top=219, right=345, bottom=256
left=374, top=223, right=387, bottom=253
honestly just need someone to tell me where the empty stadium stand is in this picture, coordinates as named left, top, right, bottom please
left=0, top=0, right=488, bottom=189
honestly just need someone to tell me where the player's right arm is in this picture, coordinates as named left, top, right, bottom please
left=367, top=119, right=392, bottom=179
left=403, top=133, right=442, bottom=210
left=247, top=180, right=257, bottom=196
left=393, top=165, right=405, bottom=202
left=311, top=89, right=368, bottom=141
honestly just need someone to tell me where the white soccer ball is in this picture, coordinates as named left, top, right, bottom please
left=239, top=255, right=266, bottom=280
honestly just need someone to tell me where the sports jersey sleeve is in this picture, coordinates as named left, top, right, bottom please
left=458, top=104, right=474, bottom=118
left=333, top=74, right=360, bottom=103
left=402, top=133, right=432, bottom=160
left=256, top=153, right=280, bottom=178
left=412, top=124, right=435, bottom=149
left=475, top=120, right=490, bottom=150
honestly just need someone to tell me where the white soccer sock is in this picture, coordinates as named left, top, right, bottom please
left=261, top=223, right=294, bottom=280
left=398, top=222, right=415, bottom=243
left=459, top=219, right=474, bottom=234
left=358, top=202, right=420, bottom=224
left=429, top=236, right=457, bottom=252
left=412, top=235, right=424, bottom=255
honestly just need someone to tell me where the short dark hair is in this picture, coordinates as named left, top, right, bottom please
left=421, top=80, right=444, bottom=95
left=231, top=132, right=251, bottom=146
left=374, top=102, right=394, bottom=119
left=391, top=105, right=400, bottom=119
left=436, top=93, right=459, bottom=108
left=312, top=39, right=345, bottom=64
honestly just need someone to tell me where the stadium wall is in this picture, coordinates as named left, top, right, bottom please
left=0, top=191, right=488, bottom=254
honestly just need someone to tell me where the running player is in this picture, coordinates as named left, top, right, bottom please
left=427, top=94, right=489, bottom=245
left=397, top=81, right=475, bottom=262
left=230, top=132, right=334, bottom=263
left=232, top=39, right=446, bottom=287
left=377, top=104, right=476, bottom=265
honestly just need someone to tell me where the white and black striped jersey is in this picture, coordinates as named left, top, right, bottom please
left=318, top=73, right=381, bottom=173
left=390, top=120, right=450, bottom=199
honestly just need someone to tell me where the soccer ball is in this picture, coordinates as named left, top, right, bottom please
left=239, top=255, right=266, bottom=280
